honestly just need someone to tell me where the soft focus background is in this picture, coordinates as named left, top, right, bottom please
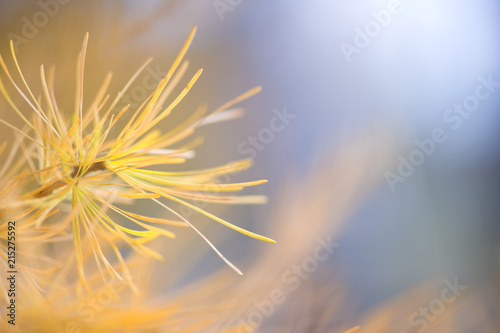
left=0, top=0, right=499, bottom=330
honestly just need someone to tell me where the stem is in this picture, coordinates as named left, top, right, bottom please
left=32, top=161, right=106, bottom=198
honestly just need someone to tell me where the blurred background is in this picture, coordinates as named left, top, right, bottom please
left=0, top=0, right=499, bottom=331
